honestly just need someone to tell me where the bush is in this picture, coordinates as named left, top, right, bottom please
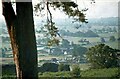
left=86, top=44, right=119, bottom=69
left=2, top=64, right=16, bottom=76
left=109, top=36, right=116, bottom=42
left=100, top=37, right=105, bottom=43
left=40, top=71, right=71, bottom=77
left=71, top=64, right=81, bottom=78
left=81, top=68, right=118, bottom=77
left=38, top=68, right=118, bottom=78
left=58, top=64, right=70, bottom=71
left=38, top=63, right=58, bottom=72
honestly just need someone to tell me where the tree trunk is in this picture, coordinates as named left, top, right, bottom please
left=16, top=2, right=38, bottom=79
left=2, top=2, right=38, bottom=79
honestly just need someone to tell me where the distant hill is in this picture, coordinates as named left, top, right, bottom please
left=59, top=30, right=99, bottom=37
left=0, top=17, right=118, bottom=34
left=87, top=17, right=118, bottom=26
left=52, top=17, right=118, bottom=27
left=34, top=17, right=118, bottom=32
left=1, top=17, right=118, bottom=28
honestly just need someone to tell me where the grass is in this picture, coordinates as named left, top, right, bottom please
left=81, top=68, right=118, bottom=77
left=38, top=68, right=119, bottom=78
left=39, top=71, right=71, bottom=77
left=64, top=34, right=118, bottom=49
left=64, top=32, right=118, bottom=44
left=105, top=41, right=118, bottom=49
left=2, top=65, right=119, bottom=78
left=64, top=36, right=100, bottom=44
left=1, top=32, right=119, bottom=78
left=84, top=41, right=118, bottom=49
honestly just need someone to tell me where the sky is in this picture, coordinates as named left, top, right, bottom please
left=0, top=0, right=119, bottom=19
left=84, top=0, right=119, bottom=18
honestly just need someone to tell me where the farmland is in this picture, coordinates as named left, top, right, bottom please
left=63, top=32, right=118, bottom=49
left=1, top=20, right=119, bottom=78
left=1, top=31, right=119, bottom=65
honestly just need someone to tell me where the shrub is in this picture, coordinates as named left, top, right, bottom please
left=71, top=64, right=81, bottom=78
left=2, top=64, right=16, bottom=76
left=109, top=36, right=116, bottom=42
left=38, top=63, right=58, bottom=72
left=58, top=64, right=70, bottom=71
left=86, top=44, right=119, bottom=69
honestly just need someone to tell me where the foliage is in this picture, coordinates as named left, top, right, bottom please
left=38, top=63, right=59, bottom=72
left=109, top=36, right=116, bottom=42
left=58, top=64, right=70, bottom=72
left=39, top=71, right=71, bottom=77
left=84, top=30, right=99, bottom=37
left=47, top=37, right=60, bottom=46
left=34, top=0, right=88, bottom=46
left=117, top=37, right=120, bottom=41
left=2, top=64, right=16, bottom=76
left=61, top=39, right=70, bottom=47
left=72, top=44, right=87, bottom=57
left=38, top=68, right=119, bottom=78
left=60, top=30, right=99, bottom=37
left=71, top=64, right=81, bottom=77
left=100, top=37, right=105, bottom=43
left=81, top=68, right=119, bottom=77
left=2, top=64, right=119, bottom=78
left=86, top=44, right=119, bottom=69
left=50, top=1, right=88, bottom=23
left=116, top=67, right=120, bottom=78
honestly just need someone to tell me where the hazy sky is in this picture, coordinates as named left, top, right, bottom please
left=0, top=0, right=119, bottom=19
left=84, top=0, right=119, bottom=18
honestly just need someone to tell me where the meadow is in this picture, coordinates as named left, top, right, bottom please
left=38, top=68, right=119, bottom=78
left=2, top=66, right=119, bottom=78
left=63, top=32, right=118, bottom=49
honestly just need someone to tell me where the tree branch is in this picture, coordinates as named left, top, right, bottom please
left=46, top=2, right=52, bottom=24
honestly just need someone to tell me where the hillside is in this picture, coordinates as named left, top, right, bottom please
left=59, top=30, right=99, bottom=37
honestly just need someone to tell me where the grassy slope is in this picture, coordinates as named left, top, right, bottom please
left=38, top=68, right=119, bottom=78
left=81, top=68, right=118, bottom=77
left=2, top=67, right=119, bottom=78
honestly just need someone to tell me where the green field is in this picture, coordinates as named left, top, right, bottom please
left=64, top=36, right=100, bottom=44
left=2, top=67, right=119, bottom=78
left=105, top=41, right=119, bottom=49
left=64, top=32, right=118, bottom=49
left=38, top=68, right=119, bottom=78
left=98, top=33, right=118, bottom=38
